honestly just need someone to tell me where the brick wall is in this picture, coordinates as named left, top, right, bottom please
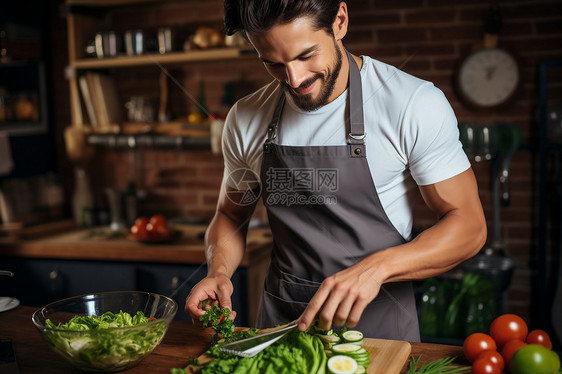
left=49, top=0, right=562, bottom=324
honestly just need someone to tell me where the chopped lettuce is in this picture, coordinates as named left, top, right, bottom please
left=43, top=310, right=166, bottom=371
left=198, top=330, right=327, bottom=374
left=177, top=303, right=328, bottom=374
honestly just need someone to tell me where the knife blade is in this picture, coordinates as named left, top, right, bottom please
left=219, top=322, right=298, bottom=358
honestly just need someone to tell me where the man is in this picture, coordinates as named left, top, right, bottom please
left=186, top=0, right=486, bottom=341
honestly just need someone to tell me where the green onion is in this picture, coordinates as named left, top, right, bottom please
left=405, top=355, right=470, bottom=374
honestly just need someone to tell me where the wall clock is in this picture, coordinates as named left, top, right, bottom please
left=454, top=47, right=520, bottom=110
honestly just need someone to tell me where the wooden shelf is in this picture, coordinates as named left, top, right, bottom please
left=70, top=48, right=256, bottom=69
left=86, top=132, right=211, bottom=148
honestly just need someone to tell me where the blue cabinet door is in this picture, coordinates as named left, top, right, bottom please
left=1, top=258, right=136, bottom=307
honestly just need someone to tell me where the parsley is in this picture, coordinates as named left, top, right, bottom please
left=199, top=300, right=236, bottom=344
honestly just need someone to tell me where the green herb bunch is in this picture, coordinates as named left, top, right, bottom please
left=405, top=355, right=470, bottom=374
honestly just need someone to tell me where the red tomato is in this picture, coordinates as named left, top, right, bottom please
left=149, top=214, right=166, bottom=227
left=477, top=350, right=504, bottom=372
left=526, top=329, right=553, bottom=350
left=501, top=339, right=528, bottom=371
left=490, top=314, right=528, bottom=347
left=472, top=357, right=501, bottom=374
left=146, top=214, right=170, bottom=238
left=130, top=217, right=148, bottom=237
left=463, top=333, right=498, bottom=363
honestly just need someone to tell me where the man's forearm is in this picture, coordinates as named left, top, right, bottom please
left=371, top=208, right=486, bottom=284
left=367, top=169, right=487, bottom=284
left=204, top=210, right=249, bottom=279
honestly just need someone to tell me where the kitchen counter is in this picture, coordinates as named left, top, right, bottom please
left=0, top=224, right=273, bottom=266
left=0, top=224, right=273, bottom=326
left=1, top=305, right=469, bottom=374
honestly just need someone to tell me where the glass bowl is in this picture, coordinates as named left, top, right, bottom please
left=32, top=291, right=178, bottom=372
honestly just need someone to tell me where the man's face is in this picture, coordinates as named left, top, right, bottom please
left=247, top=17, right=345, bottom=112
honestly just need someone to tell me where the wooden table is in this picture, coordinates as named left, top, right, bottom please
left=0, top=305, right=468, bottom=374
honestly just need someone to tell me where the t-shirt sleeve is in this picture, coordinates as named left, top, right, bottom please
left=221, top=103, right=261, bottom=191
left=404, top=84, right=470, bottom=186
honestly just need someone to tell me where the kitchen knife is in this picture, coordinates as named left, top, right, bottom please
left=219, top=322, right=298, bottom=358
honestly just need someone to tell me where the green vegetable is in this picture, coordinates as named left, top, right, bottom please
left=44, top=310, right=166, bottom=371
left=327, top=355, right=358, bottom=374
left=177, top=309, right=366, bottom=374
left=341, top=330, right=363, bottom=344
left=405, top=355, right=470, bottom=374
left=46, top=310, right=150, bottom=330
left=510, top=344, right=561, bottom=374
left=199, top=330, right=327, bottom=374
left=440, top=273, right=498, bottom=339
left=200, top=299, right=236, bottom=344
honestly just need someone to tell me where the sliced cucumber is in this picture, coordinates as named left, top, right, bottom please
left=354, top=366, right=366, bottom=373
left=355, top=359, right=370, bottom=367
left=347, top=347, right=369, bottom=358
left=347, top=340, right=364, bottom=346
left=319, top=334, right=342, bottom=344
left=332, top=343, right=362, bottom=354
left=327, top=355, right=358, bottom=374
left=342, top=330, right=364, bottom=343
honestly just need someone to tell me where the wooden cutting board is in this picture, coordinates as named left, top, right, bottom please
left=362, top=338, right=411, bottom=374
left=186, top=337, right=411, bottom=374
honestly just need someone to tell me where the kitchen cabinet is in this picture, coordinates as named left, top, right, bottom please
left=0, top=258, right=136, bottom=307
left=63, top=0, right=254, bottom=145
left=0, top=60, right=48, bottom=136
left=1, top=258, right=250, bottom=323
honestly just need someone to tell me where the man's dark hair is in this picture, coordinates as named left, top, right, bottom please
left=224, top=0, right=342, bottom=37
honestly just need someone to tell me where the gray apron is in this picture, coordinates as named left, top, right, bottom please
left=256, top=50, right=420, bottom=341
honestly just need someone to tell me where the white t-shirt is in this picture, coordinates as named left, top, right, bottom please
left=222, top=55, right=470, bottom=240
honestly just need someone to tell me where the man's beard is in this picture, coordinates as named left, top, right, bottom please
left=281, top=43, right=343, bottom=112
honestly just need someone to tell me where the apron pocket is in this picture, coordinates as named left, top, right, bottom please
left=279, top=279, right=320, bottom=303
left=277, top=270, right=321, bottom=303
left=279, top=270, right=323, bottom=287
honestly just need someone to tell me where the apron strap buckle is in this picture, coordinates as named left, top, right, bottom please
left=348, top=132, right=366, bottom=145
left=348, top=133, right=366, bottom=157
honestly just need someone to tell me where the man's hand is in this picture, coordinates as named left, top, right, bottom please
left=185, top=274, right=236, bottom=324
left=298, top=259, right=382, bottom=332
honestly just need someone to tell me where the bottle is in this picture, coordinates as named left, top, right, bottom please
left=42, top=173, right=64, bottom=220
left=72, top=167, right=94, bottom=226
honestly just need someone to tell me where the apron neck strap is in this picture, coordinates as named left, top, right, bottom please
left=346, top=49, right=366, bottom=146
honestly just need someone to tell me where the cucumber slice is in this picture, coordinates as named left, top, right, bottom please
left=355, top=358, right=370, bottom=365
left=347, top=340, right=364, bottom=346
left=327, top=355, right=358, bottom=374
left=347, top=347, right=369, bottom=357
left=354, top=366, right=366, bottom=373
left=342, top=330, right=364, bottom=343
left=332, top=344, right=362, bottom=354
left=319, top=334, right=342, bottom=344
